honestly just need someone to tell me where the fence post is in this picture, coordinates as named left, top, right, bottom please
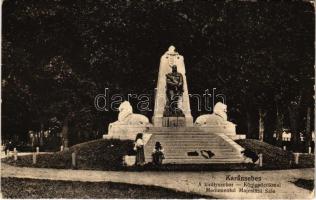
left=36, top=147, right=39, bottom=154
left=258, top=153, right=263, bottom=167
left=6, top=149, right=9, bottom=156
left=13, top=148, right=18, bottom=161
left=32, top=152, right=37, bottom=164
left=294, top=153, right=299, bottom=165
left=72, top=152, right=76, bottom=168
left=283, top=146, right=286, bottom=151
left=308, top=147, right=312, bottom=154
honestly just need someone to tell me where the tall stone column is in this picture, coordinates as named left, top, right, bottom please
left=152, top=46, right=193, bottom=126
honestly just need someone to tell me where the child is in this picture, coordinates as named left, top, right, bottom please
left=134, top=133, right=145, bottom=166
left=152, top=142, right=164, bottom=166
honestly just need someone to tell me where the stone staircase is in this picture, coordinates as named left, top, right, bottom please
left=144, top=127, right=246, bottom=164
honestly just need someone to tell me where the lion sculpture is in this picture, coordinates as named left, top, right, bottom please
left=195, top=102, right=230, bottom=126
left=116, top=101, right=149, bottom=125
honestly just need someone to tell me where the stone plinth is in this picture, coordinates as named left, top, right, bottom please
left=162, top=117, right=186, bottom=127
left=104, top=101, right=153, bottom=140
left=152, top=46, right=193, bottom=127
left=195, top=102, right=246, bottom=140
left=197, top=124, right=236, bottom=135
left=105, top=123, right=152, bottom=140
left=195, top=119, right=246, bottom=140
left=197, top=124, right=245, bottom=140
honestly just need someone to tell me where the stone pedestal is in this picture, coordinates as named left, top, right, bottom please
left=198, top=124, right=245, bottom=140
left=162, top=117, right=186, bottom=127
left=104, top=101, right=153, bottom=140
left=105, top=123, right=152, bottom=143
left=194, top=102, right=246, bottom=140
left=105, top=123, right=151, bottom=140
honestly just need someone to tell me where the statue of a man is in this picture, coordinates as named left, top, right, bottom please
left=164, top=65, right=185, bottom=117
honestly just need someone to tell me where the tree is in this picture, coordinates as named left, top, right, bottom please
left=2, top=0, right=314, bottom=148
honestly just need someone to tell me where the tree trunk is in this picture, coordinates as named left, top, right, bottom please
left=275, top=108, right=283, bottom=147
left=39, top=122, right=44, bottom=147
left=258, top=109, right=265, bottom=142
left=288, top=102, right=300, bottom=151
left=61, top=115, right=70, bottom=148
left=305, top=107, right=311, bottom=152
left=246, top=111, right=253, bottom=139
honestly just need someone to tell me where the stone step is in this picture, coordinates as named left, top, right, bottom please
left=146, top=143, right=237, bottom=152
left=144, top=130, right=245, bottom=164
left=146, top=146, right=228, bottom=149
left=146, top=142, right=223, bottom=145
left=145, top=151, right=243, bottom=157
left=146, top=140, right=223, bottom=147
left=148, top=141, right=222, bottom=144
left=162, top=158, right=245, bottom=164
left=145, top=147, right=238, bottom=153
left=146, top=158, right=243, bottom=162
left=147, top=149, right=236, bottom=154
left=146, top=134, right=222, bottom=140
left=145, top=151, right=238, bottom=156
left=147, top=127, right=202, bottom=132
left=147, top=136, right=220, bottom=139
left=163, top=157, right=244, bottom=161
left=145, top=145, right=233, bottom=150
left=145, top=148, right=238, bottom=153
left=147, top=136, right=222, bottom=139
left=145, top=152, right=236, bottom=158
left=147, top=135, right=223, bottom=139
left=147, top=132, right=221, bottom=138
left=147, top=140, right=222, bottom=143
left=145, top=149, right=239, bottom=154
left=162, top=156, right=244, bottom=160
left=145, top=149, right=238, bottom=157
left=146, top=141, right=224, bottom=145
left=145, top=153, right=236, bottom=158
left=147, top=132, right=218, bottom=135
left=148, top=135, right=217, bottom=138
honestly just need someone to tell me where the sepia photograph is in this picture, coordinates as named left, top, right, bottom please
left=1, top=0, right=315, bottom=199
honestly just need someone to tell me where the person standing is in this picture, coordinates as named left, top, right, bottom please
left=152, top=141, right=164, bottom=166
left=134, top=133, right=145, bottom=166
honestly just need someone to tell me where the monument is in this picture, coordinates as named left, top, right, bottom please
left=107, top=46, right=247, bottom=164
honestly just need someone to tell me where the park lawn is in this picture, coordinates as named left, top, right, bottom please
left=1, top=177, right=209, bottom=199
left=2, top=138, right=314, bottom=170
left=2, top=139, right=135, bottom=170
left=235, top=139, right=315, bottom=169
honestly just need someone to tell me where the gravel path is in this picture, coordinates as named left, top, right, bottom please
left=1, top=163, right=314, bottom=199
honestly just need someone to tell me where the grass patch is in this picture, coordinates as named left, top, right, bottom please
left=292, top=179, right=314, bottom=191
left=2, top=139, right=134, bottom=170
left=2, top=138, right=314, bottom=171
left=235, top=139, right=315, bottom=169
left=1, top=177, right=209, bottom=199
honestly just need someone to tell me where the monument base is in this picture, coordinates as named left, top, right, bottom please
left=194, top=103, right=245, bottom=140
left=153, top=116, right=193, bottom=127
left=162, top=117, right=186, bottom=127
left=105, top=123, right=152, bottom=140
left=197, top=124, right=242, bottom=140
